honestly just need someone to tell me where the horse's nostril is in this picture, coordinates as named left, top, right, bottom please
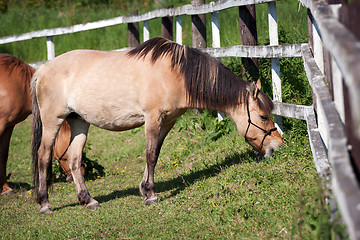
left=269, top=148, right=274, bottom=155
left=265, top=148, right=274, bottom=158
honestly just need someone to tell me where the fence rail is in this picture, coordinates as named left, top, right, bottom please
left=0, top=0, right=275, bottom=45
left=1, top=0, right=360, bottom=239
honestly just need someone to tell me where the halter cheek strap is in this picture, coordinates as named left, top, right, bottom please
left=244, top=93, right=277, bottom=153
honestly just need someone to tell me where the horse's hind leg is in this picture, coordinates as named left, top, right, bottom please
left=37, top=119, right=63, bottom=214
left=140, top=116, right=177, bottom=205
left=66, top=118, right=99, bottom=209
left=0, top=126, right=15, bottom=195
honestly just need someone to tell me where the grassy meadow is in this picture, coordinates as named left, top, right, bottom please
left=0, top=0, right=347, bottom=239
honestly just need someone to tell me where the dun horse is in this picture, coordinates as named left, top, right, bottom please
left=0, top=54, right=80, bottom=195
left=31, top=37, right=283, bottom=214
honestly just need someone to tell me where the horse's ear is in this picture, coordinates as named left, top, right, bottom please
left=250, top=80, right=260, bottom=99
left=256, top=78, right=261, bottom=90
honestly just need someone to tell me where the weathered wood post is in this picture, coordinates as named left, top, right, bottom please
left=176, top=16, right=183, bottom=45
left=239, top=5, right=258, bottom=77
left=268, top=2, right=283, bottom=135
left=307, top=5, right=328, bottom=146
left=162, top=6, right=173, bottom=40
left=46, top=36, right=55, bottom=60
left=143, top=21, right=150, bottom=42
left=127, top=10, right=140, bottom=47
left=191, top=0, right=206, bottom=48
left=211, top=11, right=225, bottom=121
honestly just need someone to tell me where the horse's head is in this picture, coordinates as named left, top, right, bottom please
left=227, top=79, right=283, bottom=158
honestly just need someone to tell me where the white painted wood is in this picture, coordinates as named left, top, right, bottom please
left=268, top=2, right=278, bottom=46
left=272, top=102, right=311, bottom=120
left=305, top=107, right=331, bottom=180
left=211, top=12, right=220, bottom=48
left=46, top=36, right=55, bottom=60
left=268, top=1, right=283, bottom=135
left=302, top=43, right=360, bottom=240
left=331, top=58, right=345, bottom=123
left=300, top=0, right=360, bottom=139
left=210, top=11, right=225, bottom=121
left=143, top=21, right=149, bottom=42
left=271, top=58, right=281, bottom=102
left=312, top=20, right=324, bottom=74
left=203, top=43, right=303, bottom=58
left=316, top=94, right=328, bottom=148
left=32, top=43, right=303, bottom=69
left=176, top=16, right=182, bottom=45
left=310, top=17, right=327, bottom=148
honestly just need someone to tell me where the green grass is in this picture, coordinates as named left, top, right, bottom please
left=0, top=0, right=348, bottom=239
left=0, top=112, right=337, bottom=239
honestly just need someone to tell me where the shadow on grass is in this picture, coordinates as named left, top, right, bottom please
left=93, top=149, right=261, bottom=205
left=54, top=153, right=106, bottom=183
left=52, top=149, right=261, bottom=211
left=7, top=182, right=32, bottom=191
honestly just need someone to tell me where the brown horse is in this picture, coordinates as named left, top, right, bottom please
left=0, top=54, right=79, bottom=195
left=31, top=37, right=283, bottom=214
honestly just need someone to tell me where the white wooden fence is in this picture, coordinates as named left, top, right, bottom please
left=300, top=0, right=360, bottom=239
left=0, top=0, right=359, bottom=238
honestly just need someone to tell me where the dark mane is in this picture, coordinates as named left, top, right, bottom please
left=0, top=54, right=35, bottom=84
left=128, top=37, right=273, bottom=112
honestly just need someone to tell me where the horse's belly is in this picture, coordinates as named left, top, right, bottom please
left=85, top=111, right=145, bottom=131
left=73, top=100, right=145, bottom=131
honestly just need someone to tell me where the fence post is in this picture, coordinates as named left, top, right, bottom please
left=176, top=16, right=183, bottom=45
left=161, top=6, right=173, bottom=40
left=239, top=4, right=258, bottom=77
left=46, top=36, right=55, bottom=60
left=308, top=8, right=328, bottom=147
left=268, top=2, right=283, bottom=135
left=211, top=12, right=220, bottom=48
left=191, top=0, right=206, bottom=48
left=143, top=21, right=150, bottom=42
left=128, top=10, right=140, bottom=47
left=211, top=11, right=225, bottom=121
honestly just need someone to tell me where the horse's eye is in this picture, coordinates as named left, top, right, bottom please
left=260, top=115, right=269, bottom=121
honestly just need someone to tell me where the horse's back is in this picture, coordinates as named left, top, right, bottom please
left=34, top=50, right=163, bottom=131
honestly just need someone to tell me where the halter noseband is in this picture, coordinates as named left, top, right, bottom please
left=244, top=92, right=277, bottom=153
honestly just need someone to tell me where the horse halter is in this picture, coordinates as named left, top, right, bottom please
left=244, top=92, right=277, bottom=153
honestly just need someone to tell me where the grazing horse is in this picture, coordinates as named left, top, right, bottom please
left=0, top=54, right=79, bottom=195
left=31, top=37, right=283, bottom=214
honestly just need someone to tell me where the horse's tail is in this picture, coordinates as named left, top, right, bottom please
left=31, top=69, right=53, bottom=196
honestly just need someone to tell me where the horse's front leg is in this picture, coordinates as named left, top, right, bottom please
left=140, top=116, right=176, bottom=205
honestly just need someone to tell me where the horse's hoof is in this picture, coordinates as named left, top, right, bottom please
left=39, top=206, right=53, bottom=214
left=86, top=201, right=101, bottom=210
left=1, top=189, right=15, bottom=196
left=144, top=196, right=158, bottom=206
